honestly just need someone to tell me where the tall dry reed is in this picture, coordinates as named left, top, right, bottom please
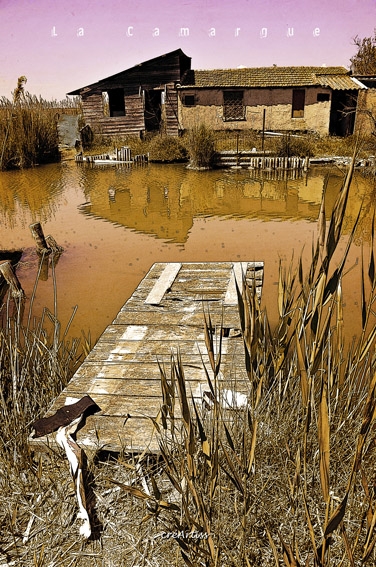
left=0, top=254, right=81, bottom=467
left=185, top=124, right=216, bottom=169
left=115, top=150, right=376, bottom=566
left=0, top=77, right=78, bottom=170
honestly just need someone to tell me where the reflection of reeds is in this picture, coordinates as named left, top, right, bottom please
left=116, top=156, right=376, bottom=566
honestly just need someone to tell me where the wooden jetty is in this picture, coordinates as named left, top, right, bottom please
left=30, top=261, right=263, bottom=454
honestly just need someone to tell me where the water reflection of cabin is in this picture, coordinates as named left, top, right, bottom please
left=67, top=49, right=368, bottom=139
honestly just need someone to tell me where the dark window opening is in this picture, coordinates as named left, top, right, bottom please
left=292, top=89, right=305, bottom=118
left=329, top=91, right=358, bottom=136
left=144, top=90, right=162, bottom=132
left=317, top=93, right=330, bottom=102
left=103, top=88, right=126, bottom=117
left=223, top=91, right=245, bottom=121
left=183, top=95, right=195, bottom=106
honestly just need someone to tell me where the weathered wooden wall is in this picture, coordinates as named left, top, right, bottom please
left=78, top=50, right=190, bottom=138
left=82, top=92, right=145, bottom=137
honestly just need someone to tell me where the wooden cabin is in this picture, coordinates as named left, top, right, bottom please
left=68, top=50, right=367, bottom=139
left=67, top=49, right=191, bottom=137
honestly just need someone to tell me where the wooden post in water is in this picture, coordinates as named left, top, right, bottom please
left=0, top=260, right=24, bottom=298
left=30, top=222, right=50, bottom=254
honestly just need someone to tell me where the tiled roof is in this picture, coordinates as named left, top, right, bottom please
left=180, top=67, right=364, bottom=90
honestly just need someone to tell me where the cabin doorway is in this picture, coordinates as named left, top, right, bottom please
left=329, top=91, right=358, bottom=136
left=144, top=90, right=162, bottom=132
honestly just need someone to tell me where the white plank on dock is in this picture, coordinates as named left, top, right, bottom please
left=29, top=261, right=263, bottom=454
left=145, top=262, right=181, bottom=304
left=224, top=262, right=248, bottom=305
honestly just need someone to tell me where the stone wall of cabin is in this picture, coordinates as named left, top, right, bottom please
left=178, top=87, right=332, bottom=135
left=354, top=89, right=376, bottom=137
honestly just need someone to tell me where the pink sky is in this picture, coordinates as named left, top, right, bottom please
left=0, top=0, right=375, bottom=100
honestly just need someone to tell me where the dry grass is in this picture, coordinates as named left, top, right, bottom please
left=184, top=124, right=216, bottom=168
left=102, top=152, right=376, bottom=566
left=1, top=154, right=376, bottom=566
left=84, top=134, right=148, bottom=156
left=88, top=129, right=375, bottom=166
left=213, top=130, right=375, bottom=159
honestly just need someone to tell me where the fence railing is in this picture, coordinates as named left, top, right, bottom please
left=215, top=150, right=309, bottom=171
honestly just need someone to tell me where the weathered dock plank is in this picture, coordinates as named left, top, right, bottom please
left=29, top=261, right=263, bottom=453
left=145, top=262, right=181, bottom=304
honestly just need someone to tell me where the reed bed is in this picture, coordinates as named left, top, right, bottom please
left=1, top=154, right=376, bottom=566
left=0, top=77, right=78, bottom=170
left=185, top=124, right=216, bottom=169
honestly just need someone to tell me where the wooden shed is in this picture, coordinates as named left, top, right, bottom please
left=67, top=49, right=191, bottom=138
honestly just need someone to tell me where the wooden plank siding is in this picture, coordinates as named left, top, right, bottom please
left=30, top=261, right=263, bottom=454
left=82, top=92, right=145, bottom=137
left=81, top=92, right=103, bottom=124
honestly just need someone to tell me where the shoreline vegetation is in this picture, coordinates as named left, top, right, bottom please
left=0, top=83, right=375, bottom=171
left=1, top=156, right=376, bottom=565
left=82, top=127, right=376, bottom=170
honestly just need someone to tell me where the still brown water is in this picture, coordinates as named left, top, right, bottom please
left=0, top=161, right=375, bottom=347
